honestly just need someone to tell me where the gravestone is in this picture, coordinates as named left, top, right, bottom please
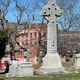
left=38, top=0, right=67, bottom=74
left=73, top=54, right=80, bottom=70
left=6, top=60, right=33, bottom=77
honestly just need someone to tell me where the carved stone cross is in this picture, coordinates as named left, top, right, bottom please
left=40, top=0, right=63, bottom=54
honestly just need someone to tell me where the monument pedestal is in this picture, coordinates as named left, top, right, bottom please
left=73, top=54, right=80, bottom=70
left=38, top=53, right=68, bottom=74
left=6, top=60, right=33, bottom=77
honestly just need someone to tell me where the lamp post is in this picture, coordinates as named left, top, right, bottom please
left=24, top=49, right=29, bottom=62
left=39, top=50, right=45, bottom=58
left=39, top=50, right=46, bottom=64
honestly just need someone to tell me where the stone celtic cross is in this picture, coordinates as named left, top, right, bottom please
left=39, top=0, right=68, bottom=74
left=40, top=0, right=63, bottom=54
left=38, top=0, right=67, bottom=74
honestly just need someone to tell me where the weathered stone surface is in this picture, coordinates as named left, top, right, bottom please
left=6, top=60, right=33, bottom=77
left=73, top=54, right=80, bottom=70
left=38, top=0, right=67, bottom=74
left=38, top=54, right=67, bottom=74
left=16, top=62, right=33, bottom=77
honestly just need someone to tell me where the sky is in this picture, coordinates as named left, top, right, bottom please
left=5, top=1, right=16, bottom=22
left=2, top=0, right=80, bottom=31
left=5, top=0, right=47, bottom=23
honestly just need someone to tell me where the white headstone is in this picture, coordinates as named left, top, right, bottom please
left=6, top=60, right=33, bottom=77
left=73, top=54, right=80, bottom=70
left=38, top=0, right=67, bottom=74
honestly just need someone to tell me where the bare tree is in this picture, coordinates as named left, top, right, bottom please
left=0, top=0, right=10, bottom=60
left=56, top=0, right=80, bottom=31
left=3, top=0, right=46, bottom=61
left=0, top=0, right=10, bottom=18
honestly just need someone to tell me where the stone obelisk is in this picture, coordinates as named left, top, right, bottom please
left=38, top=0, right=67, bottom=74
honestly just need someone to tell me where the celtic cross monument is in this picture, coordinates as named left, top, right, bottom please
left=38, top=0, right=67, bottom=74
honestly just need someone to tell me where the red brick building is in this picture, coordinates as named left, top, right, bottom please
left=2, top=23, right=47, bottom=63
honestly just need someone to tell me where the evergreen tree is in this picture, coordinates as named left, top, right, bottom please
left=0, top=30, right=8, bottom=60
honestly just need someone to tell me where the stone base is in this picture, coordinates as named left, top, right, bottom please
left=17, top=62, right=33, bottom=77
left=38, top=53, right=68, bottom=74
left=6, top=61, right=33, bottom=77
left=73, top=54, right=80, bottom=70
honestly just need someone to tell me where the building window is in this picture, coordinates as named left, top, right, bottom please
left=34, top=32, right=36, bottom=37
left=44, top=41, right=47, bottom=46
left=43, top=31, right=46, bottom=37
left=21, top=33, right=24, bottom=37
left=34, top=42, right=37, bottom=45
left=30, top=33, right=32, bottom=37
left=22, top=42, right=24, bottom=45
left=18, top=51, right=22, bottom=55
left=26, top=33, right=28, bottom=37
left=30, top=42, right=32, bottom=45
left=26, top=42, right=28, bottom=45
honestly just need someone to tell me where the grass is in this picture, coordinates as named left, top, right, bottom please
left=1, top=73, right=80, bottom=80
left=0, top=61, right=80, bottom=80
left=62, top=61, right=75, bottom=72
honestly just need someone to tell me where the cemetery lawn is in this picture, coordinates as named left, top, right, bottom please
left=1, top=61, right=80, bottom=80
left=1, top=73, right=80, bottom=80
